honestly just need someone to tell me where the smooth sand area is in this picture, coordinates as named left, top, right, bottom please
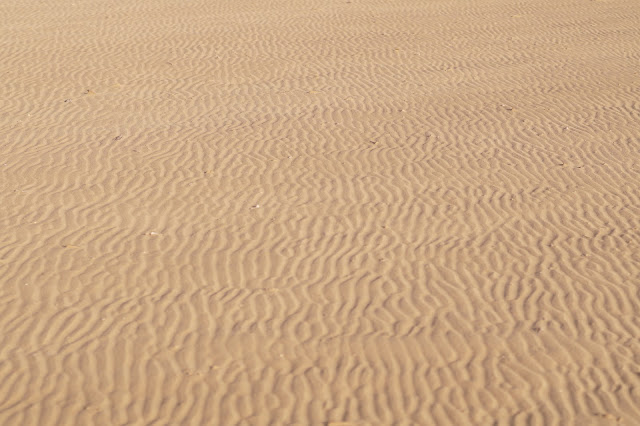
left=1, top=0, right=640, bottom=424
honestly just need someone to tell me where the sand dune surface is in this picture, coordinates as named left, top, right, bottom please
left=1, top=0, right=640, bottom=424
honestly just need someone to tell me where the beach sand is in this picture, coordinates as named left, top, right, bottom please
left=1, top=0, right=640, bottom=424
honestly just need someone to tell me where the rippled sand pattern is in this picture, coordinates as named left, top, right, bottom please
left=1, top=0, right=640, bottom=424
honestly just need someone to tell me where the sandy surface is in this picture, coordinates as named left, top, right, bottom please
left=1, top=0, right=640, bottom=424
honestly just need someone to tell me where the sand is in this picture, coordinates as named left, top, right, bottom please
left=1, top=0, right=640, bottom=424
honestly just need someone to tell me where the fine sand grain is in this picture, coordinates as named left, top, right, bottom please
left=1, top=0, right=640, bottom=424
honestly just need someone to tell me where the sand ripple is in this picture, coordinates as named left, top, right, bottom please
left=1, top=0, right=640, bottom=424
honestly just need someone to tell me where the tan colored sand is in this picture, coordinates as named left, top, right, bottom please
left=1, top=0, right=640, bottom=424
